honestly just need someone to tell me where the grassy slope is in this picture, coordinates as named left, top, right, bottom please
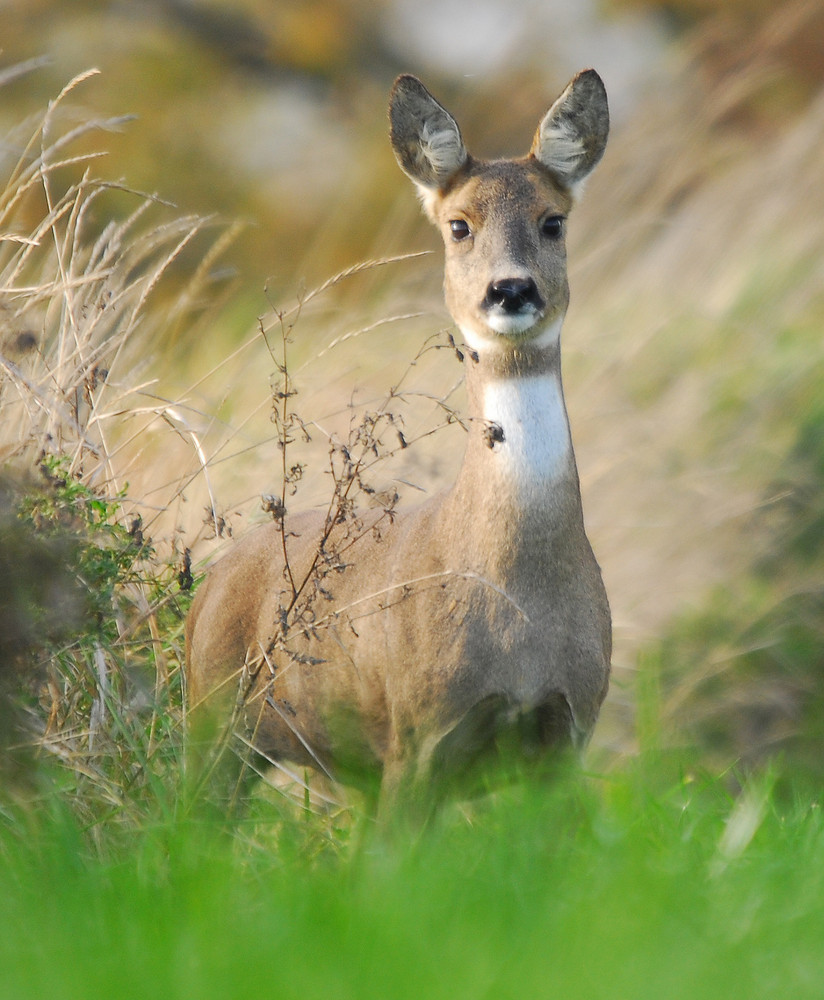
left=3, top=38, right=824, bottom=1000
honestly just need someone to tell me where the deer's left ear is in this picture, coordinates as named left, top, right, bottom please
left=531, top=69, right=609, bottom=199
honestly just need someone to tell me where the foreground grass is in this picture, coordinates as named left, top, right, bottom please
left=1, top=764, right=823, bottom=1000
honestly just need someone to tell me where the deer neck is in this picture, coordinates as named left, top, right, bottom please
left=442, top=323, right=585, bottom=576
left=464, top=323, right=576, bottom=488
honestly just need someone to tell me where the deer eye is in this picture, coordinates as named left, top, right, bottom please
left=541, top=215, right=565, bottom=239
left=449, top=219, right=471, bottom=242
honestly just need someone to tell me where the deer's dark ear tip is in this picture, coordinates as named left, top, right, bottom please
left=574, top=69, right=608, bottom=101
left=390, top=74, right=425, bottom=100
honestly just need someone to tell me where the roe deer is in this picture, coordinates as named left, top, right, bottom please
left=186, top=70, right=612, bottom=821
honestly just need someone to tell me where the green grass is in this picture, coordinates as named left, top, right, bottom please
left=1, top=764, right=823, bottom=1000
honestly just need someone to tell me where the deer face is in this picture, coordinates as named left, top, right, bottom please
left=431, top=159, right=573, bottom=351
left=389, top=70, right=609, bottom=354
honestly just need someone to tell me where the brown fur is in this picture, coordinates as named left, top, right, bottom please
left=186, top=71, right=612, bottom=821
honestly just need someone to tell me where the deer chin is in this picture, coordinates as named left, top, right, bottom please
left=460, top=315, right=563, bottom=354
left=486, top=309, right=541, bottom=336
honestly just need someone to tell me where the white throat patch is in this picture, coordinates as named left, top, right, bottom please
left=482, top=372, right=571, bottom=484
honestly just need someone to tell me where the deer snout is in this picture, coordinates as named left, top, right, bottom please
left=483, top=277, right=545, bottom=315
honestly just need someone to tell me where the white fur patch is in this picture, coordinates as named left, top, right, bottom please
left=459, top=316, right=563, bottom=355
left=538, top=116, right=584, bottom=174
left=482, top=372, right=571, bottom=484
left=418, top=120, right=465, bottom=180
left=535, top=114, right=587, bottom=199
left=486, top=311, right=540, bottom=336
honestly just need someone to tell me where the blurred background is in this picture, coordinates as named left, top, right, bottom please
left=1, top=0, right=673, bottom=300
left=3, top=0, right=824, bottom=777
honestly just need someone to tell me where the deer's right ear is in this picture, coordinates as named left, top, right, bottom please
left=389, top=75, right=468, bottom=196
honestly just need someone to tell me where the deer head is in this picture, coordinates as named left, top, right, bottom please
left=389, top=71, right=609, bottom=354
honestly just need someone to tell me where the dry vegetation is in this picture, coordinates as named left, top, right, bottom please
left=0, top=67, right=469, bottom=825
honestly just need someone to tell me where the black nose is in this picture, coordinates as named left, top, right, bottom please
left=483, top=277, right=543, bottom=314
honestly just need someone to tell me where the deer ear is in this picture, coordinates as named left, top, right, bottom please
left=531, top=69, right=609, bottom=199
left=389, top=75, right=468, bottom=191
